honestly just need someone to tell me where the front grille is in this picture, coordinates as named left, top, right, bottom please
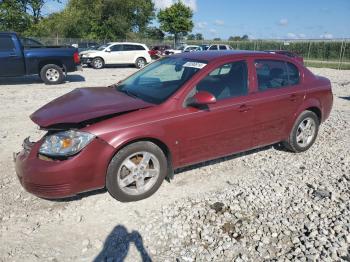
left=25, top=182, right=72, bottom=195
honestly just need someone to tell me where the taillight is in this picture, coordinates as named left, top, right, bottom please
left=73, top=52, right=80, bottom=64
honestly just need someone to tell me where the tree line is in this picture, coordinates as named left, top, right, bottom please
left=0, top=0, right=197, bottom=41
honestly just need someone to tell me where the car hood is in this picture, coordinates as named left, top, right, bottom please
left=31, top=87, right=154, bottom=128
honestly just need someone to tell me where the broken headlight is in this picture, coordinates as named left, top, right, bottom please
left=39, top=130, right=95, bottom=157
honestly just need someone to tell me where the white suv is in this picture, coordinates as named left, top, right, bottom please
left=80, top=42, right=152, bottom=69
left=208, top=44, right=231, bottom=50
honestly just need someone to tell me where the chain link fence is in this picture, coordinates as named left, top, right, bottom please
left=31, top=37, right=350, bottom=69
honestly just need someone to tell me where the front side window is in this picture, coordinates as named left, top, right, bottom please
left=195, top=61, right=248, bottom=101
left=219, top=45, right=227, bottom=50
left=0, top=36, right=15, bottom=51
left=209, top=45, right=218, bottom=50
left=117, top=57, right=206, bottom=104
left=110, top=44, right=122, bottom=51
left=255, top=60, right=289, bottom=90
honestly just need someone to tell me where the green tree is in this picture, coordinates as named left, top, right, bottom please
left=28, top=0, right=155, bottom=40
left=0, top=0, right=31, bottom=32
left=195, top=33, right=203, bottom=40
left=213, top=37, right=221, bottom=41
left=157, top=2, right=193, bottom=45
left=144, top=27, right=164, bottom=39
left=187, top=33, right=195, bottom=40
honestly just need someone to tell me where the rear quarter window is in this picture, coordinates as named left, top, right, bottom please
left=286, top=62, right=300, bottom=85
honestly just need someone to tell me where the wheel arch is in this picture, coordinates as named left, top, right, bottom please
left=285, top=98, right=323, bottom=138
left=38, top=60, right=64, bottom=72
left=109, top=136, right=174, bottom=180
left=134, top=56, right=147, bottom=64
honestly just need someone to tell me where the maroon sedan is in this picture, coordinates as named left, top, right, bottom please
left=15, top=51, right=333, bottom=202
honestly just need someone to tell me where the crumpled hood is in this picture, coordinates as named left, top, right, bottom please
left=30, top=87, right=154, bottom=127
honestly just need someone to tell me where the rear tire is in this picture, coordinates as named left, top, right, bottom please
left=135, top=57, right=146, bottom=69
left=40, top=64, right=64, bottom=85
left=106, top=141, right=168, bottom=202
left=92, top=57, right=104, bottom=69
left=283, top=111, right=320, bottom=152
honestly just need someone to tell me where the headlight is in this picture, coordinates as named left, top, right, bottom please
left=39, top=130, right=95, bottom=157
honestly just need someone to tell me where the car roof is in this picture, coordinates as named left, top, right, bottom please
left=172, top=50, right=270, bottom=62
left=107, top=42, right=146, bottom=46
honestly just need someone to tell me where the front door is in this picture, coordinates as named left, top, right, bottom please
left=177, top=60, right=255, bottom=166
left=0, top=34, right=25, bottom=77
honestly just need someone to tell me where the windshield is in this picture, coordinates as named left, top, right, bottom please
left=117, top=57, right=207, bottom=104
left=97, top=44, right=108, bottom=51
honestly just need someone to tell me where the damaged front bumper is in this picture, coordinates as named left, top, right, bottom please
left=14, top=136, right=115, bottom=199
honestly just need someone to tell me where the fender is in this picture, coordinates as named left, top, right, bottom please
left=285, top=97, right=322, bottom=136
left=93, top=122, right=180, bottom=168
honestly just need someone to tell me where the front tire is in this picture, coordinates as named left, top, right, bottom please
left=283, top=111, right=320, bottom=152
left=40, top=64, right=64, bottom=85
left=91, top=57, right=104, bottom=69
left=106, top=141, right=168, bottom=202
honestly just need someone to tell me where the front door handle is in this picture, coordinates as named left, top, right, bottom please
left=238, top=104, right=252, bottom=113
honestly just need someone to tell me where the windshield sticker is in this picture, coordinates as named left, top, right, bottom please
left=183, top=62, right=207, bottom=69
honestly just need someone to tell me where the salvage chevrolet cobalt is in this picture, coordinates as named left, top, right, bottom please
left=15, top=51, right=333, bottom=202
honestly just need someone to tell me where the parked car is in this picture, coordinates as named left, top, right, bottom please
left=265, top=50, right=304, bottom=64
left=199, top=44, right=210, bottom=50
left=80, top=42, right=152, bottom=69
left=208, top=44, right=232, bottom=50
left=148, top=45, right=171, bottom=59
left=77, top=42, right=100, bottom=53
left=0, top=32, right=81, bottom=84
left=15, top=50, right=333, bottom=202
left=165, top=45, right=201, bottom=55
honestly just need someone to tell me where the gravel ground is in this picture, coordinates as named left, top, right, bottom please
left=0, top=67, right=349, bottom=262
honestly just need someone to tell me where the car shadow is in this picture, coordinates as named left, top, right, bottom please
left=93, top=225, right=152, bottom=262
left=0, top=74, right=85, bottom=85
left=339, top=96, right=350, bottom=101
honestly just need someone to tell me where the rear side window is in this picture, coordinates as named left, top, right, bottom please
left=286, top=62, right=300, bottom=85
left=209, top=45, right=218, bottom=50
left=219, top=45, right=227, bottom=50
left=255, top=60, right=289, bottom=90
left=0, top=35, right=15, bottom=51
left=123, top=44, right=145, bottom=51
left=133, top=45, right=146, bottom=51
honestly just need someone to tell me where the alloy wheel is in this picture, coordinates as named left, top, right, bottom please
left=117, top=151, right=160, bottom=196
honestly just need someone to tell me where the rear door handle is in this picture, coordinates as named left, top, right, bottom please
left=289, top=94, right=297, bottom=102
left=238, top=104, right=252, bottom=113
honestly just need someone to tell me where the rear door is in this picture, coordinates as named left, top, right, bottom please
left=122, top=44, right=140, bottom=63
left=0, top=34, right=25, bottom=76
left=249, top=59, right=305, bottom=147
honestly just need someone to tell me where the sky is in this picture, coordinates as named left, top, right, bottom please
left=44, top=0, right=350, bottom=40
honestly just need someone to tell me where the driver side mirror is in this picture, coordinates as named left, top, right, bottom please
left=187, top=91, right=216, bottom=107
